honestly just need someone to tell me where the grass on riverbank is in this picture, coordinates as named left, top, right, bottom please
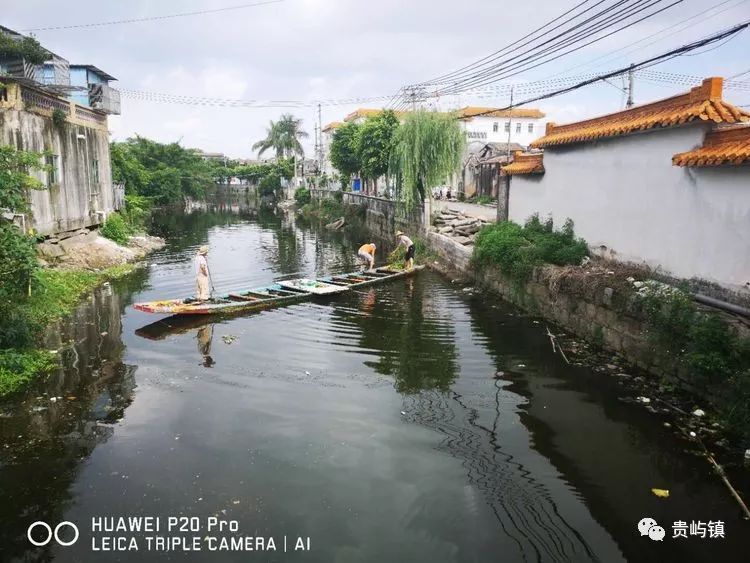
left=473, top=214, right=588, bottom=284
left=0, top=264, right=138, bottom=398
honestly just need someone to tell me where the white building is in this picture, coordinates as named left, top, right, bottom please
left=503, top=77, right=750, bottom=291
left=455, top=106, right=546, bottom=152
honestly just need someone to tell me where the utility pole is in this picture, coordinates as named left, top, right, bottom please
left=317, top=103, right=323, bottom=178
left=626, top=64, right=635, bottom=108
left=498, top=86, right=514, bottom=223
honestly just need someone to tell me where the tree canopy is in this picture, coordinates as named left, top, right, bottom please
left=389, top=111, right=465, bottom=209
left=252, top=114, right=308, bottom=159
left=111, top=137, right=213, bottom=204
left=0, top=31, right=49, bottom=65
left=329, top=122, right=361, bottom=180
left=355, top=110, right=399, bottom=181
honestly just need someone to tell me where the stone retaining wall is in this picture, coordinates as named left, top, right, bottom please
left=341, top=192, right=423, bottom=238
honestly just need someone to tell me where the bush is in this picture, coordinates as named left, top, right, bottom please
left=475, top=195, right=494, bottom=205
left=472, top=214, right=588, bottom=284
left=294, top=187, right=311, bottom=206
left=100, top=213, right=132, bottom=245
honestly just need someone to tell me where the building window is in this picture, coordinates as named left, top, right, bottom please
left=528, top=123, right=534, bottom=134
left=492, top=122, right=498, bottom=132
left=504, top=121, right=510, bottom=133
left=92, top=158, right=100, bottom=183
left=516, top=123, right=522, bottom=134
left=46, top=154, right=59, bottom=185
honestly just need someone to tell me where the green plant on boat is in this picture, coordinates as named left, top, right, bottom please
left=387, top=237, right=434, bottom=270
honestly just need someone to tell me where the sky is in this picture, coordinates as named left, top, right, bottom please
left=4, top=0, right=750, bottom=158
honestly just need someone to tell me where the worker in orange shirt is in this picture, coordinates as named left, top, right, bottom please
left=357, top=242, right=376, bottom=271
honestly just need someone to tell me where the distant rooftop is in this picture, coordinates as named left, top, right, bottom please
left=70, top=64, right=117, bottom=82
left=457, top=106, right=546, bottom=119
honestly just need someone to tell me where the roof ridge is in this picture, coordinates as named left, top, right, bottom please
left=531, top=77, right=749, bottom=148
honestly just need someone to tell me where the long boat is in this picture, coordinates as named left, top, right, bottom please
left=132, top=266, right=424, bottom=316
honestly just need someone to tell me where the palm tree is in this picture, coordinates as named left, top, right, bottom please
left=252, top=114, right=308, bottom=159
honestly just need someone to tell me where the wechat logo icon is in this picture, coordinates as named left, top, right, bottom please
left=638, top=517, right=665, bottom=541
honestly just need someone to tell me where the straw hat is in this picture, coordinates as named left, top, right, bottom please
left=198, top=245, right=209, bottom=255
left=395, top=231, right=404, bottom=237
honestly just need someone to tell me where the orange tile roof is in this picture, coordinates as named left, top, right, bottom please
left=502, top=151, right=545, bottom=175
left=672, top=125, right=750, bottom=167
left=322, top=121, right=343, bottom=132
left=457, top=106, right=545, bottom=119
left=531, top=77, right=750, bottom=148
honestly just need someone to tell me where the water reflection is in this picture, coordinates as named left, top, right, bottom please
left=0, top=281, right=142, bottom=562
left=2, top=208, right=748, bottom=562
left=331, top=277, right=459, bottom=394
left=196, top=324, right=215, bottom=367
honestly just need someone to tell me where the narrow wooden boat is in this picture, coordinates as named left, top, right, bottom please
left=132, top=266, right=424, bottom=316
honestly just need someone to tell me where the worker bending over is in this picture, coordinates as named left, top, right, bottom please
left=358, top=243, right=377, bottom=271
left=396, top=231, right=415, bottom=270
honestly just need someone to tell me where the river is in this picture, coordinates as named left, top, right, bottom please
left=0, top=201, right=746, bottom=562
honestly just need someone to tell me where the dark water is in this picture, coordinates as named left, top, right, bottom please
left=1, top=202, right=747, bottom=562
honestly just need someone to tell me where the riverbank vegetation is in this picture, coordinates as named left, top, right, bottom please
left=0, top=145, right=141, bottom=397
left=329, top=111, right=400, bottom=191
left=637, top=281, right=750, bottom=445
left=472, top=215, right=589, bottom=284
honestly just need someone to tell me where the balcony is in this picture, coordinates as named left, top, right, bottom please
left=89, top=83, right=121, bottom=115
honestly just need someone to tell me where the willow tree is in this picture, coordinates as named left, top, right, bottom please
left=389, top=110, right=465, bottom=209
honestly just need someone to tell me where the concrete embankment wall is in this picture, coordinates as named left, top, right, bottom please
left=309, top=190, right=424, bottom=238
left=0, top=82, right=115, bottom=236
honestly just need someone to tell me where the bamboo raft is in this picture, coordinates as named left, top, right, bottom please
left=133, top=266, right=424, bottom=316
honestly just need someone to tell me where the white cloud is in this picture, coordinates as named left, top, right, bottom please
left=5, top=0, right=748, bottom=158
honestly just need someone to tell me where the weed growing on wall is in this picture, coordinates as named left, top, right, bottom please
left=472, top=214, right=588, bottom=284
left=294, top=187, right=311, bottom=206
left=637, top=280, right=750, bottom=445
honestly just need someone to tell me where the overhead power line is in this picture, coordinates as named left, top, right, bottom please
left=460, top=19, right=750, bottom=120
left=545, top=0, right=749, bottom=78
left=390, top=0, right=683, bottom=109
left=22, top=0, right=285, bottom=32
left=436, top=0, right=683, bottom=96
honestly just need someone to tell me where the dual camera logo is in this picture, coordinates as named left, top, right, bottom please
left=638, top=517, right=666, bottom=541
left=27, top=521, right=79, bottom=547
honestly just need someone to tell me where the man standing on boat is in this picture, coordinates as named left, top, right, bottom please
left=195, top=245, right=211, bottom=301
left=395, top=231, right=415, bottom=270
left=358, top=242, right=376, bottom=271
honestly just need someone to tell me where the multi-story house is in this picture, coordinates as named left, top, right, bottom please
left=0, top=26, right=121, bottom=235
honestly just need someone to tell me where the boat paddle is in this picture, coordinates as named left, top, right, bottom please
left=206, top=260, right=217, bottom=298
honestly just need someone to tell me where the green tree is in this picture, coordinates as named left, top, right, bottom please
left=252, top=114, right=308, bottom=159
left=389, top=110, right=465, bottom=209
left=0, top=31, right=49, bottom=65
left=355, top=110, right=399, bottom=181
left=329, top=122, right=361, bottom=185
left=0, top=146, right=45, bottom=347
left=110, top=137, right=213, bottom=204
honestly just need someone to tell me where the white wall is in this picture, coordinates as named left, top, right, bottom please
left=460, top=115, right=545, bottom=148
left=508, top=124, right=750, bottom=290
